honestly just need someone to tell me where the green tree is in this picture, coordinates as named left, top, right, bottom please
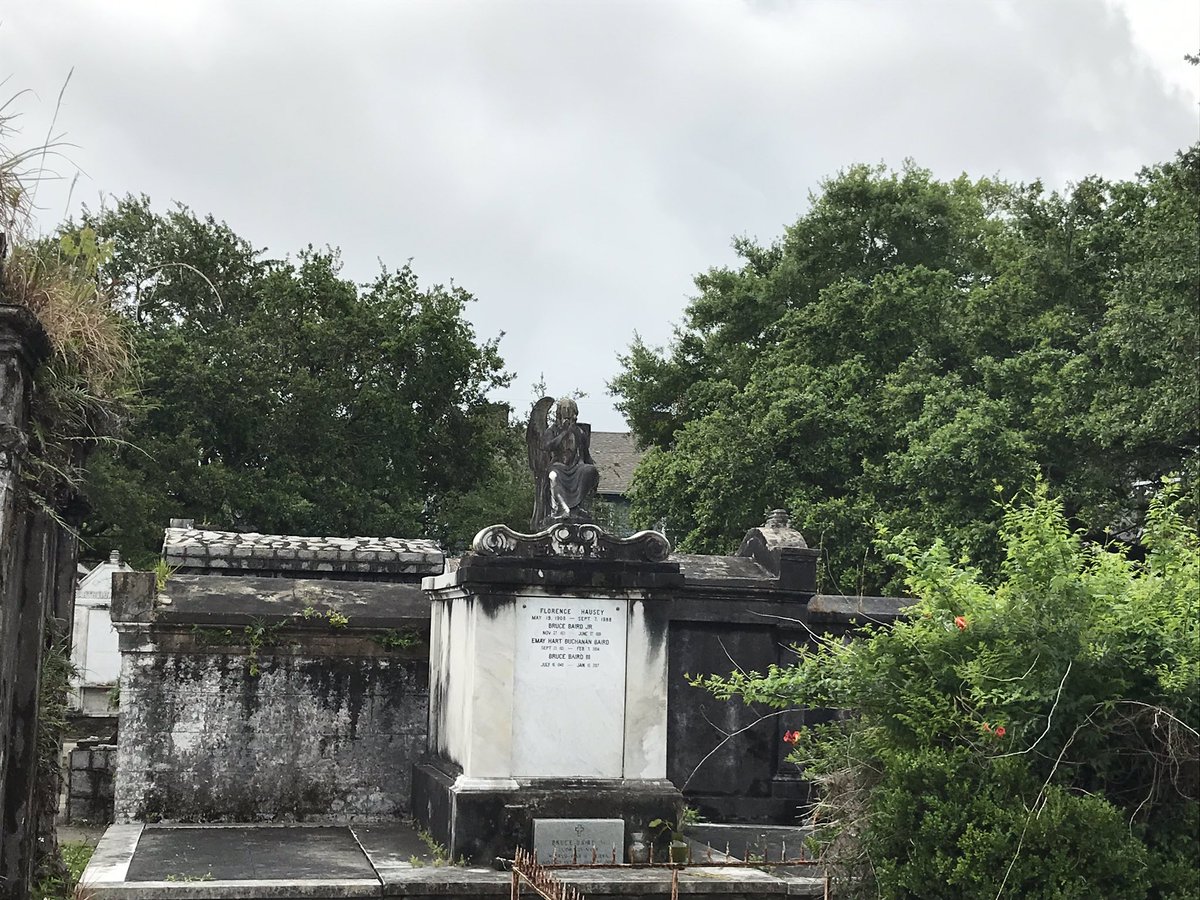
left=612, top=152, right=1200, bottom=592
left=78, top=196, right=519, bottom=563
left=1089, top=149, right=1200, bottom=500
left=696, top=485, right=1199, bottom=898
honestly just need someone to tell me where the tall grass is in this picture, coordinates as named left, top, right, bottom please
left=5, top=241, right=132, bottom=393
left=0, top=90, right=135, bottom=508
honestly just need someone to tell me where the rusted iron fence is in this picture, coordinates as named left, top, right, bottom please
left=510, top=840, right=829, bottom=900
left=511, top=847, right=586, bottom=900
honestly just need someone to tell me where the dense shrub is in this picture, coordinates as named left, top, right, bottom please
left=697, top=484, right=1199, bottom=898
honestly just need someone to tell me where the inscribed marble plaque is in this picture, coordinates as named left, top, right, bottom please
left=533, top=818, right=625, bottom=865
left=511, top=597, right=627, bottom=777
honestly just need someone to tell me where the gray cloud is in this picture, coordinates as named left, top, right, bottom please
left=3, top=0, right=1196, bottom=429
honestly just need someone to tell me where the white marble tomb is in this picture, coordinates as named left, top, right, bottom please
left=424, top=585, right=669, bottom=785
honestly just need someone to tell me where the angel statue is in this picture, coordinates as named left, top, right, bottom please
left=526, top=396, right=600, bottom=530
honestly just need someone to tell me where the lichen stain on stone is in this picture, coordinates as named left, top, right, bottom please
left=118, top=646, right=427, bottom=822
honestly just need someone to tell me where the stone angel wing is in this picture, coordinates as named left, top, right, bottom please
left=526, top=396, right=555, bottom=531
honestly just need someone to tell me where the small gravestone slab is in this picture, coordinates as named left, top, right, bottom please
left=533, top=818, right=625, bottom=864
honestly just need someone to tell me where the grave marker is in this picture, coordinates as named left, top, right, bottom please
left=533, top=818, right=625, bottom=864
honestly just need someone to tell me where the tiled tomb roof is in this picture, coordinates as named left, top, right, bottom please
left=590, top=431, right=642, bottom=496
left=162, top=528, right=444, bottom=578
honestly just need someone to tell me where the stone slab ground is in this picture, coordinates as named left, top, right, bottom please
left=79, top=823, right=826, bottom=898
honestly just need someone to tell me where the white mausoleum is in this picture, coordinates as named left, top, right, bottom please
left=71, top=550, right=131, bottom=715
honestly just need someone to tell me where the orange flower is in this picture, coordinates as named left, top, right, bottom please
left=995, top=725, right=1006, bottom=738
left=783, top=730, right=800, bottom=745
left=981, top=722, right=992, bottom=733
left=954, top=616, right=968, bottom=631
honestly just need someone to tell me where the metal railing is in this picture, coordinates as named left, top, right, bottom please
left=509, top=841, right=829, bottom=900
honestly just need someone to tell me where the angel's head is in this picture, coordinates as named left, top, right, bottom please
left=554, top=397, right=578, bottom=426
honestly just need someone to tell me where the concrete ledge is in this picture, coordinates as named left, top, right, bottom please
left=806, top=594, right=908, bottom=624
left=146, top=575, right=432, bottom=628
left=79, top=823, right=824, bottom=900
left=82, top=823, right=143, bottom=886
left=378, top=867, right=509, bottom=897
left=556, top=865, right=787, bottom=895
left=81, top=879, right=381, bottom=899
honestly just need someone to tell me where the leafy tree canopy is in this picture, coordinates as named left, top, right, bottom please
left=611, top=150, right=1199, bottom=593
left=696, top=484, right=1199, bottom=898
left=77, top=196, right=523, bottom=564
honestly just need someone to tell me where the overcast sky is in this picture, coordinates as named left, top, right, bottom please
left=3, top=0, right=1197, bottom=430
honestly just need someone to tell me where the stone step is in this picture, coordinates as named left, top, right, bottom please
left=80, top=822, right=827, bottom=899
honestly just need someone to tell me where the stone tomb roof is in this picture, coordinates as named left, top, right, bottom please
left=150, top=574, right=430, bottom=628
left=162, top=528, right=444, bottom=578
left=671, top=552, right=777, bottom=584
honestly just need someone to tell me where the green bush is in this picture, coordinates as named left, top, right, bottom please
left=696, top=483, right=1199, bottom=898
left=32, top=841, right=94, bottom=899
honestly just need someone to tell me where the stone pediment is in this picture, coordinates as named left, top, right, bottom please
left=471, top=522, right=671, bottom=563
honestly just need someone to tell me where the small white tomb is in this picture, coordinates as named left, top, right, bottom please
left=70, top=550, right=131, bottom=715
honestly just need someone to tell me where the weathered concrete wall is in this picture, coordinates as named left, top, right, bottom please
left=0, top=305, right=86, bottom=898
left=116, top=645, right=428, bottom=822
left=67, top=743, right=116, bottom=825
left=112, top=571, right=433, bottom=824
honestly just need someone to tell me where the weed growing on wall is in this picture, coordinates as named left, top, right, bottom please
left=242, top=619, right=286, bottom=677
left=3, top=230, right=135, bottom=520
left=190, top=607, right=392, bottom=676
left=301, top=606, right=350, bottom=628
left=151, top=559, right=177, bottom=591
left=374, top=627, right=422, bottom=651
left=695, top=482, right=1199, bottom=898
left=191, top=619, right=290, bottom=677
left=409, top=823, right=463, bottom=867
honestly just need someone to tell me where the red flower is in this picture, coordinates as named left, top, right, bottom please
left=954, top=616, right=968, bottom=631
left=994, top=725, right=1006, bottom=738
left=783, top=730, right=800, bottom=745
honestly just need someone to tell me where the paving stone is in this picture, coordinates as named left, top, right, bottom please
left=82, top=823, right=822, bottom=900
left=124, top=825, right=375, bottom=882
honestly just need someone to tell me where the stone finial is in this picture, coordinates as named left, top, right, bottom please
left=736, top=506, right=815, bottom=593
left=109, top=549, right=121, bottom=564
